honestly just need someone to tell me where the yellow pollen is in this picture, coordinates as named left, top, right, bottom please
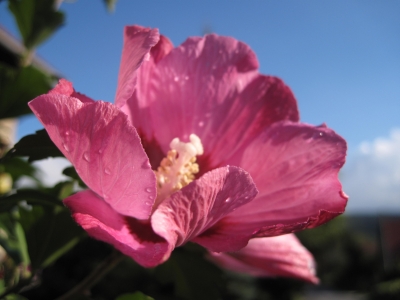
left=154, top=134, right=203, bottom=207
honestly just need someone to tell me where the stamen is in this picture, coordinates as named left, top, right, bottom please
left=154, top=134, right=203, bottom=207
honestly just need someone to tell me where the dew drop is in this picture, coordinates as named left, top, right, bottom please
left=174, top=76, right=179, bottom=82
left=184, top=75, right=189, bottom=80
left=62, top=143, right=70, bottom=152
left=145, top=188, right=152, bottom=193
left=104, top=168, right=111, bottom=175
left=142, top=160, right=151, bottom=169
left=319, top=132, right=323, bottom=136
left=98, top=149, right=103, bottom=154
left=65, top=131, right=70, bottom=136
left=198, top=121, right=204, bottom=127
left=225, top=197, right=231, bottom=203
left=83, top=151, right=90, bottom=162
left=145, top=201, right=152, bottom=206
left=148, top=195, right=154, bottom=200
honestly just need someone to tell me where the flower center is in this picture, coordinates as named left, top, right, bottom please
left=154, top=134, right=203, bottom=207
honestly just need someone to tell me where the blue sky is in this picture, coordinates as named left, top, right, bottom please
left=1, top=0, right=399, bottom=213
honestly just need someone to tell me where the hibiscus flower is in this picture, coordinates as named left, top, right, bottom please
left=28, top=25, right=347, bottom=270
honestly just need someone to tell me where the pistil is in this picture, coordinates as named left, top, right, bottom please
left=154, top=134, right=203, bottom=207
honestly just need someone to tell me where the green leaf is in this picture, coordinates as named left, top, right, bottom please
left=0, top=212, right=26, bottom=264
left=4, top=293, right=29, bottom=300
left=55, top=181, right=75, bottom=200
left=115, top=291, right=154, bottom=300
left=155, top=247, right=225, bottom=300
left=21, top=206, right=84, bottom=269
left=103, top=0, right=118, bottom=12
left=0, top=63, right=55, bottom=119
left=14, top=222, right=29, bottom=266
left=63, top=166, right=86, bottom=188
left=5, top=129, right=63, bottom=162
left=2, top=157, right=38, bottom=182
left=8, top=0, right=65, bottom=50
left=0, top=189, right=63, bottom=212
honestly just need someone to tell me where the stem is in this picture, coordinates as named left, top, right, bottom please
left=56, top=250, right=124, bottom=300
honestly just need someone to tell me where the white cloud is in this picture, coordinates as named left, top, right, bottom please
left=34, top=157, right=72, bottom=186
left=342, top=128, right=400, bottom=214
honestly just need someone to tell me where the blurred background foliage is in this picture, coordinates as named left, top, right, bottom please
left=0, top=0, right=399, bottom=299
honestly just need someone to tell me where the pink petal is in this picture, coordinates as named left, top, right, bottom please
left=125, top=34, right=258, bottom=145
left=151, top=166, right=258, bottom=255
left=208, top=234, right=319, bottom=284
left=29, top=94, right=157, bottom=220
left=64, top=190, right=169, bottom=267
left=114, top=25, right=160, bottom=108
left=120, top=34, right=174, bottom=167
left=150, top=34, right=174, bottom=64
left=50, top=79, right=95, bottom=103
left=197, top=75, right=299, bottom=172
left=122, top=34, right=299, bottom=170
left=217, top=121, right=347, bottom=237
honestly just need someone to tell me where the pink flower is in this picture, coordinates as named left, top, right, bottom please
left=208, top=234, right=319, bottom=284
left=28, top=25, right=348, bottom=268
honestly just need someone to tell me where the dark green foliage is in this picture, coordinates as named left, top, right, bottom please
left=5, top=129, right=63, bottom=162
left=0, top=64, right=55, bottom=119
left=8, top=0, right=64, bottom=50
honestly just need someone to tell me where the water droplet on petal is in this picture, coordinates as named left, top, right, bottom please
left=319, top=132, right=323, bottom=136
left=184, top=75, right=189, bottom=80
left=198, top=121, right=204, bottom=127
left=174, top=76, right=179, bottom=82
left=225, top=197, right=231, bottom=203
left=145, top=188, right=152, bottom=193
left=104, top=168, right=111, bottom=175
left=148, top=195, right=154, bottom=200
left=98, top=149, right=103, bottom=154
left=142, top=160, right=151, bottom=169
left=65, top=131, right=70, bottom=136
left=83, top=151, right=90, bottom=162
left=62, top=143, right=70, bottom=152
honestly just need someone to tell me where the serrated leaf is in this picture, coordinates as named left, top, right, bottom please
left=5, top=129, right=63, bottom=162
left=8, top=0, right=64, bottom=50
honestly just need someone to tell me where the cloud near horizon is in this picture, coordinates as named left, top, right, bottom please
left=342, top=128, right=400, bottom=214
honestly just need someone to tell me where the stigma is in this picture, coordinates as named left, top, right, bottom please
left=154, top=134, right=203, bottom=206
